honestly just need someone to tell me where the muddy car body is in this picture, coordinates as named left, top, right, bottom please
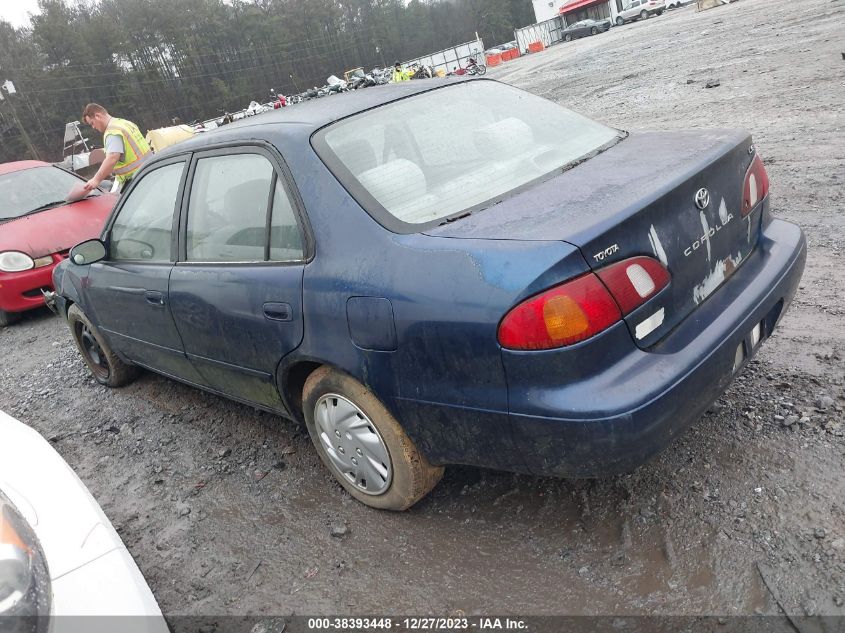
left=51, top=78, right=806, bottom=509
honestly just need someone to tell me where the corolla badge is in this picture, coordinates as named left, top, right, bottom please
left=694, top=188, right=711, bottom=210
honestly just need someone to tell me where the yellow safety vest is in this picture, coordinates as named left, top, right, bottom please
left=103, top=117, right=151, bottom=183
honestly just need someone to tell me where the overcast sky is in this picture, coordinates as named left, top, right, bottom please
left=0, top=0, right=43, bottom=29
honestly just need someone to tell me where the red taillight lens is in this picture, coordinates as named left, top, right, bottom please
left=498, top=274, right=622, bottom=350
left=742, top=153, right=769, bottom=217
left=498, top=256, right=671, bottom=351
left=595, top=256, right=671, bottom=315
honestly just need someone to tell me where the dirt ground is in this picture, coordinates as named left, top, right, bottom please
left=1, top=0, right=843, bottom=621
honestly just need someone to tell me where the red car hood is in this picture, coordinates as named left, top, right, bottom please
left=0, top=194, right=116, bottom=259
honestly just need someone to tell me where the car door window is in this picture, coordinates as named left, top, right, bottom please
left=110, top=162, right=184, bottom=262
left=270, top=178, right=304, bottom=261
left=186, top=154, right=274, bottom=262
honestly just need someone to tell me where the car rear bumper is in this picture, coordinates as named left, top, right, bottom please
left=505, top=217, right=806, bottom=477
left=0, top=258, right=59, bottom=314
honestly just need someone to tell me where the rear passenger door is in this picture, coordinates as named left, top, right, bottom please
left=167, top=145, right=310, bottom=411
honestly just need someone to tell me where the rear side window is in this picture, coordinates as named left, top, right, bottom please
left=270, top=178, right=304, bottom=261
left=110, top=162, right=183, bottom=262
left=185, top=153, right=304, bottom=263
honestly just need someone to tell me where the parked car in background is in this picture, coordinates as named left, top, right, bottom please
left=563, top=18, right=612, bottom=41
left=0, top=410, right=168, bottom=629
left=0, top=161, right=115, bottom=327
left=49, top=77, right=805, bottom=511
left=616, top=0, right=665, bottom=24
left=666, top=0, right=693, bottom=7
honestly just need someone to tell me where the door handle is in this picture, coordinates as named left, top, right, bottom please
left=263, top=302, right=292, bottom=322
left=145, top=291, right=165, bottom=307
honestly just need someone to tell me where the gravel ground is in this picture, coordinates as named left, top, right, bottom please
left=1, top=0, right=843, bottom=621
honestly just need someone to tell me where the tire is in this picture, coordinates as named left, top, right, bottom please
left=616, top=16, right=625, bottom=25
left=590, top=27, right=598, bottom=35
left=302, top=367, right=444, bottom=510
left=564, top=33, right=572, bottom=42
left=67, top=304, right=139, bottom=387
left=0, top=309, right=21, bottom=328
left=657, top=9, right=664, bottom=15
left=640, top=9, right=648, bottom=19
left=475, top=64, right=486, bottom=75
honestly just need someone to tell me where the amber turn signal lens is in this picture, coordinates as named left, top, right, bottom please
left=0, top=512, right=29, bottom=553
left=543, top=295, right=589, bottom=341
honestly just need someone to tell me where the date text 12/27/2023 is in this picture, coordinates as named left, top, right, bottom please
left=306, top=617, right=528, bottom=631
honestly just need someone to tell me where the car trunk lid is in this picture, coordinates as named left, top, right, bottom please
left=425, top=130, right=762, bottom=348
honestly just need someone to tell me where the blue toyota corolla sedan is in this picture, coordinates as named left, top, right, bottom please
left=49, top=78, right=805, bottom=510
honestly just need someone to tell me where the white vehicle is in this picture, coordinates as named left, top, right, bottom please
left=0, top=410, right=168, bottom=631
left=616, top=0, right=666, bottom=24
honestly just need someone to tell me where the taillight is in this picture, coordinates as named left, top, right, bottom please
left=742, top=153, right=769, bottom=217
left=498, top=274, right=621, bottom=350
left=498, top=256, right=671, bottom=351
left=595, top=256, right=671, bottom=315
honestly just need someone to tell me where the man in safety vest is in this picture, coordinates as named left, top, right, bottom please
left=392, top=61, right=410, bottom=83
left=80, top=103, right=152, bottom=194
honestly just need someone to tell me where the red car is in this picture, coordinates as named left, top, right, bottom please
left=0, top=160, right=115, bottom=326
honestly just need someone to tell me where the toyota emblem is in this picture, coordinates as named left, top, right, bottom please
left=695, top=188, right=710, bottom=210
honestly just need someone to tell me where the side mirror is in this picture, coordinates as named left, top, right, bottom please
left=70, top=239, right=106, bottom=266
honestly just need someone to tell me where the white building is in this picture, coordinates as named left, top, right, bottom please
left=532, top=0, right=625, bottom=25
left=531, top=0, right=570, bottom=23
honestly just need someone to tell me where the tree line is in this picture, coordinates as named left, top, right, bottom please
left=0, top=0, right=535, bottom=163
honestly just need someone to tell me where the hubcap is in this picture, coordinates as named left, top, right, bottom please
left=78, top=323, right=109, bottom=379
left=313, top=394, right=392, bottom=495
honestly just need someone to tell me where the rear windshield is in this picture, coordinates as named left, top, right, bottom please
left=314, top=80, right=621, bottom=231
left=0, top=166, right=87, bottom=221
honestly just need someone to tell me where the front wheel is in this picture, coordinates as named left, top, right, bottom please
left=590, top=27, right=598, bottom=35
left=68, top=304, right=139, bottom=387
left=616, top=16, right=625, bottom=25
left=640, top=9, right=648, bottom=19
left=0, top=309, right=21, bottom=328
left=303, top=367, right=444, bottom=510
left=475, top=64, right=486, bottom=75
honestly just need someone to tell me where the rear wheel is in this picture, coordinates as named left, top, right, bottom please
left=564, top=33, right=572, bottom=42
left=67, top=304, right=139, bottom=387
left=0, top=309, right=21, bottom=328
left=303, top=367, right=444, bottom=510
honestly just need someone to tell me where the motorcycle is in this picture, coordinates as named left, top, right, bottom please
left=466, top=58, right=487, bottom=76
left=270, top=89, right=287, bottom=109
left=408, top=63, right=434, bottom=80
